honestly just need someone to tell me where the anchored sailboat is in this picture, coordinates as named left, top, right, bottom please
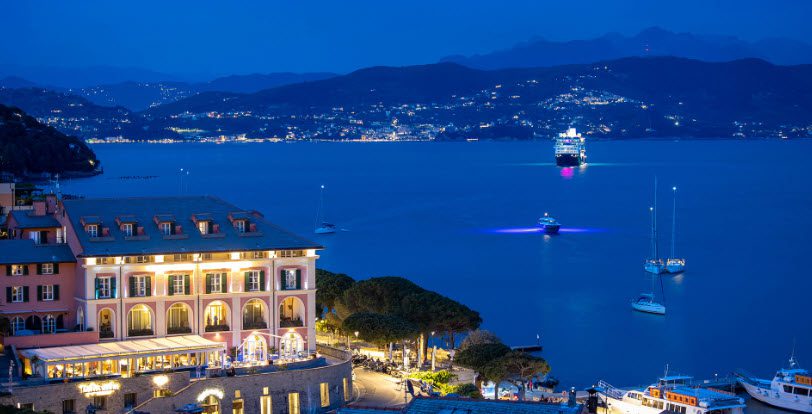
left=666, top=186, right=686, bottom=273
left=314, top=185, right=337, bottom=234
left=644, top=178, right=666, bottom=274
left=632, top=274, right=666, bottom=315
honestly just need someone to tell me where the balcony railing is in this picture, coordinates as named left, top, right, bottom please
left=280, top=318, right=303, bottom=328
left=99, top=329, right=114, bottom=339
left=127, top=328, right=154, bottom=337
left=242, top=321, right=267, bottom=330
left=167, top=326, right=192, bottom=335
left=204, top=324, right=229, bottom=332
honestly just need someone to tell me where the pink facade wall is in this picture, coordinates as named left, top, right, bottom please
left=1, top=262, right=78, bottom=327
left=3, top=330, right=99, bottom=349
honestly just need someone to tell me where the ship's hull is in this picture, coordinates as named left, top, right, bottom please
left=540, top=224, right=560, bottom=234
left=644, top=261, right=667, bottom=274
left=740, top=380, right=812, bottom=413
left=631, top=302, right=665, bottom=315
left=555, top=154, right=583, bottom=167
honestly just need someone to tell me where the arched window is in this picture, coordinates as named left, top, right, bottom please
left=99, top=308, right=114, bottom=338
left=10, top=317, right=24, bottom=336
left=242, top=299, right=267, bottom=330
left=167, top=303, right=192, bottom=334
left=25, top=315, right=41, bottom=332
left=127, top=305, right=153, bottom=337
left=204, top=301, right=229, bottom=332
left=43, top=314, right=56, bottom=333
left=279, top=297, right=304, bottom=327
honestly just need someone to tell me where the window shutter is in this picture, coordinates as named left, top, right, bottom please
left=23, top=286, right=29, bottom=302
left=206, top=274, right=212, bottom=294
left=53, top=263, right=59, bottom=274
left=36, top=264, right=43, bottom=275
left=5, top=287, right=11, bottom=302
left=23, top=265, right=29, bottom=275
left=37, top=285, right=43, bottom=301
left=54, top=285, right=60, bottom=300
left=296, top=269, right=302, bottom=290
left=184, top=275, right=190, bottom=295
left=145, top=276, right=151, bottom=297
left=259, top=271, right=266, bottom=291
left=170, top=222, right=176, bottom=235
left=95, top=278, right=100, bottom=299
left=5, top=265, right=10, bottom=276
left=129, top=276, right=136, bottom=297
left=168, top=275, right=175, bottom=296
left=111, top=277, right=117, bottom=298
left=244, top=272, right=250, bottom=292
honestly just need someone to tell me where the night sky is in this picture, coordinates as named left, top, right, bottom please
left=2, top=0, right=811, bottom=76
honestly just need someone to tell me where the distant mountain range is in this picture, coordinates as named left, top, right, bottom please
left=442, top=27, right=812, bottom=69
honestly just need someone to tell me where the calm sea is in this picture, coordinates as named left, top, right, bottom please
left=61, top=140, right=812, bottom=389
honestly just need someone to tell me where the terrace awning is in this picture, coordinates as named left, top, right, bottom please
left=20, top=335, right=226, bottom=364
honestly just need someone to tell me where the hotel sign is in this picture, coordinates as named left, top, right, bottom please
left=79, top=381, right=121, bottom=397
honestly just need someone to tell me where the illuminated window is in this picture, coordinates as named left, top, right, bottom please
left=235, top=220, right=246, bottom=233
left=96, top=276, right=113, bottom=298
left=232, top=390, right=243, bottom=414
left=288, top=392, right=300, bottom=414
left=11, top=286, right=25, bottom=303
left=320, top=382, right=330, bottom=407
left=207, top=273, right=226, bottom=294
left=122, top=223, right=133, bottom=236
left=260, top=387, right=272, bottom=414
left=11, top=265, right=25, bottom=276
left=160, top=222, right=172, bottom=235
left=41, top=263, right=54, bottom=275
left=198, top=221, right=209, bottom=235
left=283, top=269, right=299, bottom=290
left=246, top=271, right=261, bottom=292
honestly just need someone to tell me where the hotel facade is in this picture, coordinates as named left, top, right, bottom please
left=0, top=194, right=352, bottom=413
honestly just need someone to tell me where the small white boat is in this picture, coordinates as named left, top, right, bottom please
left=631, top=293, right=665, bottom=315
left=737, top=355, right=812, bottom=413
left=645, top=178, right=667, bottom=274
left=314, top=185, right=336, bottom=234
left=537, top=213, right=561, bottom=234
left=665, top=186, right=686, bottom=273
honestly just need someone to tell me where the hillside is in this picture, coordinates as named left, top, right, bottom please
left=442, top=27, right=812, bottom=70
left=0, top=104, right=100, bottom=176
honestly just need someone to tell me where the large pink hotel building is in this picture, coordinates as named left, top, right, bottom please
left=1, top=195, right=321, bottom=379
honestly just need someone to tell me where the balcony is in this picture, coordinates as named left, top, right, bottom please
left=127, top=328, right=154, bottom=337
left=2, top=330, right=99, bottom=349
left=99, top=328, right=114, bottom=339
left=204, top=324, right=229, bottom=333
left=242, top=321, right=267, bottom=330
left=279, top=318, right=303, bottom=328
left=167, top=326, right=192, bottom=335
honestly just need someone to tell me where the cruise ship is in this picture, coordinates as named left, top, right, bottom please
left=598, top=375, right=745, bottom=414
left=736, top=357, right=812, bottom=413
left=555, top=128, right=587, bottom=166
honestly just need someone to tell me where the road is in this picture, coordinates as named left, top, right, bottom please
left=350, top=367, right=413, bottom=408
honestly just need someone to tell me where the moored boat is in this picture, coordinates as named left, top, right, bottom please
left=645, top=178, right=667, bottom=274
left=631, top=293, right=665, bottom=315
left=598, top=376, right=745, bottom=414
left=314, top=185, right=337, bottom=234
left=666, top=186, right=686, bottom=273
left=736, top=356, right=812, bottom=413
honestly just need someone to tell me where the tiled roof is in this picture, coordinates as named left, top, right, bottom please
left=0, top=240, right=76, bottom=264
left=8, top=210, right=61, bottom=229
left=405, top=397, right=583, bottom=414
left=62, top=196, right=322, bottom=257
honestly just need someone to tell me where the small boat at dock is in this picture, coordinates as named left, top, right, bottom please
left=598, top=375, right=745, bottom=414
left=736, top=355, right=812, bottom=413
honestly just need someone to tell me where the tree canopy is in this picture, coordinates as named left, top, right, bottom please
left=315, top=269, right=355, bottom=314
left=341, top=312, right=419, bottom=345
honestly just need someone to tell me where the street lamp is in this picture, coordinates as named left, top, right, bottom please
left=430, top=331, right=437, bottom=371
left=354, top=331, right=359, bottom=350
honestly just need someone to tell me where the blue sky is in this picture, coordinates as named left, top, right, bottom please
left=2, top=0, right=810, bottom=76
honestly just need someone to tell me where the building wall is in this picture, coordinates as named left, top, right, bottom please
left=0, top=355, right=353, bottom=414
left=0, top=262, right=79, bottom=337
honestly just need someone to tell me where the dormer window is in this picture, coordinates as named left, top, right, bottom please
left=198, top=220, right=209, bottom=235
left=235, top=220, right=246, bottom=233
left=123, top=223, right=133, bottom=237
left=87, top=224, right=99, bottom=237
left=160, top=222, right=172, bottom=236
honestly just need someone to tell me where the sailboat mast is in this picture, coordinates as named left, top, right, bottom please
left=315, top=185, right=325, bottom=228
left=671, top=186, right=677, bottom=258
left=654, top=177, right=658, bottom=259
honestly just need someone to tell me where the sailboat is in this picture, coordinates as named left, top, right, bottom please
left=644, top=178, right=667, bottom=274
left=314, top=185, right=337, bottom=234
left=632, top=275, right=666, bottom=315
left=666, top=186, right=686, bottom=273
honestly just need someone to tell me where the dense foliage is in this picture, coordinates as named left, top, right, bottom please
left=0, top=104, right=99, bottom=176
